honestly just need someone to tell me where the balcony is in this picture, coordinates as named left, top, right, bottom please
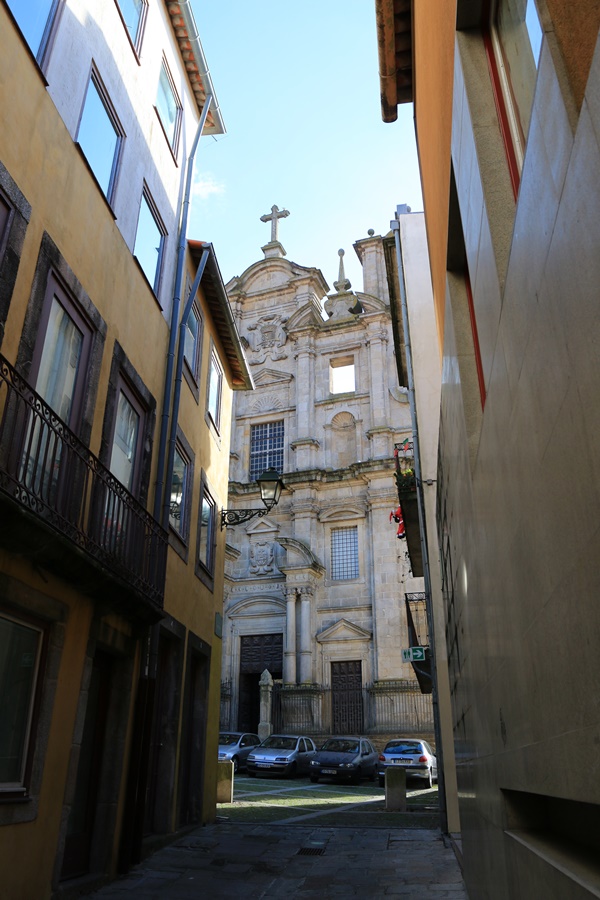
left=394, top=442, right=423, bottom=577
left=0, top=354, right=167, bottom=620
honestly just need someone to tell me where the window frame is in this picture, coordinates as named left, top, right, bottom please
left=483, top=0, right=543, bottom=197
left=195, top=472, right=217, bottom=589
left=329, top=355, right=356, bottom=395
left=5, top=0, right=64, bottom=71
left=168, top=431, right=194, bottom=554
left=76, top=66, right=125, bottom=206
left=106, top=374, right=146, bottom=498
left=155, top=57, right=183, bottom=158
left=183, top=297, right=203, bottom=387
left=205, top=346, right=223, bottom=435
left=113, top=0, right=148, bottom=57
left=0, top=610, right=47, bottom=798
left=249, top=419, right=285, bottom=481
left=330, top=525, right=360, bottom=581
left=133, top=185, right=167, bottom=298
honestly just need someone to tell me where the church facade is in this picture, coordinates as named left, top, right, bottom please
left=220, top=215, right=433, bottom=739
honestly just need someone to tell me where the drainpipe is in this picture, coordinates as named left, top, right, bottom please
left=391, top=205, right=448, bottom=834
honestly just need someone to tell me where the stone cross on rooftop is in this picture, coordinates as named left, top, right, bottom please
left=260, top=205, right=290, bottom=243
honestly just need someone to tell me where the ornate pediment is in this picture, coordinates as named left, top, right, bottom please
left=316, top=618, right=372, bottom=643
left=252, top=368, right=294, bottom=387
left=276, top=536, right=324, bottom=574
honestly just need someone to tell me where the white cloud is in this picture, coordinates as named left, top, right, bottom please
left=192, top=172, right=225, bottom=200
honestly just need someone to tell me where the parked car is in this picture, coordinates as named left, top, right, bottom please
left=218, top=732, right=261, bottom=772
left=309, top=737, right=379, bottom=784
left=246, top=734, right=317, bottom=777
left=377, top=738, right=437, bottom=787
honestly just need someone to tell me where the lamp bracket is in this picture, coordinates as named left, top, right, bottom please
left=221, top=508, right=270, bottom=530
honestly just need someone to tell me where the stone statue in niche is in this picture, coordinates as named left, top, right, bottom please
left=246, top=314, right=288, bottom=364
left=249, top=541, right=274, bottom=575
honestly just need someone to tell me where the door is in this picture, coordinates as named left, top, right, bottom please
left=331, top=660, right=363, bottom=734
left=61, top=652, right=112, bottom=880
left=237, top=634, right=282, bottom=732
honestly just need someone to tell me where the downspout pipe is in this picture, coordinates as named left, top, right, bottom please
left=162, top=245, right=210, bottom=529
left=153, top=94, right=213, bottom=527
left=391, top=206, right=448, bottom=833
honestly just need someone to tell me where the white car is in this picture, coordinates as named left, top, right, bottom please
left=246, top=734, right=317, bottom=777
left=378, top=738, right=437, bottom=787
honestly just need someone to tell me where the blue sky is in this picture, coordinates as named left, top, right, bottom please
left=188, top=0, right=423, bottom=294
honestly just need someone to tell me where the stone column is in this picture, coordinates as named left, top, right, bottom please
left=284, top=587, right=297, bottom=685
left=258, top=669, right=274, bottom=741
left=293, top=335, right=316, bottom=468
left=366, top=324, right=390, bottom=427
left=298, top=586, right=313, bottom=683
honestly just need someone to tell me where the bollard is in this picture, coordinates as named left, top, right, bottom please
left=216, top=761, right=234, bottom=803
left=385, top=766, right=407, bottom=811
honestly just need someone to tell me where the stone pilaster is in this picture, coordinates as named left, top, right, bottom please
left=284, top=587, right=297, bottom=685
left=298, top=586, right=313, bottom=683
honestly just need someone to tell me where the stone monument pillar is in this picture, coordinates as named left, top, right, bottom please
left=258, top=669, right=274, bottom=741
left=284, top=587, right=297, bottom=685
left=298, top=587, right=313, bottom=683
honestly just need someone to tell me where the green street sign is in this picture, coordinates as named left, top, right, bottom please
left=402, top=647, right=427, bottom=662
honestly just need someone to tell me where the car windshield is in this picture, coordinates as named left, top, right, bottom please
left=385, top=742, right=421, bottom=753
left=321, top=739, right=359, bottom=754
left=219, top=734, right=240, bottom=745
left=261, top=736, right=297, bottom=750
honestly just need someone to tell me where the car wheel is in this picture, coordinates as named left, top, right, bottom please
left=232, top=756, right=239, bottom=774
left=427, top=769, right=433, bottom=788
left=379, top=776, right=385, bottom=788
left=310, top=775, right=319, bottom=783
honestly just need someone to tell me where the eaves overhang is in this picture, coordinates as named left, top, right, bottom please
left=188, top=240, right=254, bottom=390
left=164, top=0, right=226, bottom=135
left=375, top=0, right=414, bottom=122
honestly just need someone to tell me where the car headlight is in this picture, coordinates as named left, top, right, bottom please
left=339, top=762, right=357, bottom=769
left=310, top=760, right=319, bottom=766
left=248, top=755, right=256, bottom=761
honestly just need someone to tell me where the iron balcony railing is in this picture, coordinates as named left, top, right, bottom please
left=0, top=354, right=167, bottom=610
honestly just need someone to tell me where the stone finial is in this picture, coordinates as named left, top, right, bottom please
left=333, top=248, right=351, bottom=293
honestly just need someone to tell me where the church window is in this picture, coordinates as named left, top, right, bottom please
left=249, top=420, right=284, bottom=480
left=330, top=357, right=355, bottom=394
left=331, top=526, right=359, bottom=580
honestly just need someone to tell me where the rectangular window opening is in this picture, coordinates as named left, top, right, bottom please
left=77, top=68, right=124, bottom=203
left=155, top=59, right=182, bottom=155
left=6, top=0, right=60, bottom=65
left=133, top=188, right=166, bottom=296
left=169, top=443, right=190, bottom=538
left=114, top=0, right=148, bottom=53
left=331, top=526, right=359, bottom=580
left=330, top=357, right=355, bottom=394
left=249, top=420, right=284, bottom=481
left=206, top=349, right=223, bottom=433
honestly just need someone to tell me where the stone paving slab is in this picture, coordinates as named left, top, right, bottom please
left=89, top=823, right=467, bottom=899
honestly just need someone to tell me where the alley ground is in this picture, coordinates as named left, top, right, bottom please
left=89, top=776, right=467, bottom=898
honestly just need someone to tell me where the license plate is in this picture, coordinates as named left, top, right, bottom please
left=322, top=768, right=337, bottom=775
left=257, top=763, right=270, bottom=768
left=392, top=758, right=411, bottom=763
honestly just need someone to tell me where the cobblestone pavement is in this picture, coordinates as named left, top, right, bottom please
left=90, top=822, right=467, bottom=899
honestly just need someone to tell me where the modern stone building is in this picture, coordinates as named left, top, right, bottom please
left=376, top=0, right=600, bottom=896
left=220, top=212, right=433, bottom=740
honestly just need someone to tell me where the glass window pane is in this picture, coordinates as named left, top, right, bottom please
left=134, top=194, right=163, bottom=291
left=169, top=447, right=187, bottom=532
left=198, top=491, right=215, bottom=569
left=77, top=77, right=120, bottom=198
left=331, top=526, right=359, bottom=580
left=109, top=390, right=140, bottom=492
left=0, top=616, right=42, bottom=785
left=156, top=64, right=179, bottom=147
left=36, top=296, right=83, bottom=424
left=207, top=353, right=222, bottom=427
left=184, top=308, right=199, bottom=376
left=497, top=0, right=541, bottom=142
left=6, top=0, right=55, bottom=58
left=249, top=421, right=284, bottom=480
left=116, top=0, right=143, bottom=43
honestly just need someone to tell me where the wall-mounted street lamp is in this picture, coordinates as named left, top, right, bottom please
left=221, top=468, right=284, bottom=529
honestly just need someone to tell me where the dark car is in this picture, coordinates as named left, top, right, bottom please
left=218, top=732, right=261, bottom=772
left=377, top=738, right=437, bottom=787
left=246, top=734, right=317, bottom=777
left=309, top=736, right=379, bottom=784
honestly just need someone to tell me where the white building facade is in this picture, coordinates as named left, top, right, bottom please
left=221, top=218, right=433, bottom=739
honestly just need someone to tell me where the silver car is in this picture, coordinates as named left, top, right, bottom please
left=218, top=732, right=261, bottom=772
left=309, top=736, right=379, bottom=784
left=246, top=734, right=317, bottom=777
left=378, top=738, right=437, bottom=787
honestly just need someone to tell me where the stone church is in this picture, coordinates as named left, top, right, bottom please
left=220, top=208, right=432, bottom=739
